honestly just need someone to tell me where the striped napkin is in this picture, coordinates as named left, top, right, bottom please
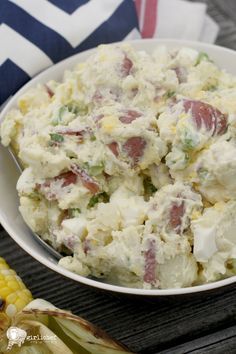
left=0, top=0, right=219, bottom=107
left=135, top=0, right=219, bottom=43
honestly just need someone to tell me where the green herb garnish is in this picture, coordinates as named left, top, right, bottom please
left=50, top=133, right=64, bottom=143
left=195, top=52, right=213, bottom=66
left=143, top=178, right=157, bottom=195
left=51, top=102, right=88, bottom=126
left=51, top=106, right=67, bottom=126
left=90, top=135, right=96, bottom=141
left=88, top=192, right=109, bottom=208
left=183, top=138, right=195, bottom=151
left=198, top=168, right=208, bottom=181
left=89, top=163, right=104, bottom=176
left=181, top=128, right=199, bottom=152
left=66, top=102, right=88, bottom=116
left=205, top=83, right=218, bottom=91
left=82, top=162, right=104, bottom=176
left=166, top=90, right=176, bottom=98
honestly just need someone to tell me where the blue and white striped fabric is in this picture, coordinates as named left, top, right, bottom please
left=0, top=0, right=140, bottom=105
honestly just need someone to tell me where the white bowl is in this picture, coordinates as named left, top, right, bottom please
left=1, top=39, right=236, bottom=296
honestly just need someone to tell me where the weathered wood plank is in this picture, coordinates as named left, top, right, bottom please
left=0, top=230, right=235, bottom=353
left=157, top=326, right=236, bottom=354
left=190, top=0, right=236, bottom=50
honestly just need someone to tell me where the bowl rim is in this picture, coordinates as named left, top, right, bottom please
left=1, top=38, right=236, bottom=296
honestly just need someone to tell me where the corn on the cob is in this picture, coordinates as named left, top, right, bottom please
left=0, top=257, right=133, bottom=353
left=0, top=257, right=32, bottom=317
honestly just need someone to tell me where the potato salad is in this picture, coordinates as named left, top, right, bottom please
left=1, top=44, right=236, bottom=289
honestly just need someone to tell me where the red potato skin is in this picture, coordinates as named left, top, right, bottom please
left=45, top=84, right=54, bottom=97
left=83, top=239, right=90, bottom=255
left=144, top=239, right=156, bottom=284
left=183, top=99, right=227, bottom=135
left=36, top=171, right=77, bottom=199
left=55, top=129, right=85, bottom=137
left=173, top=66, right=187, bottom=83
left=121, top=56, right=133, bottom=77
left=71, top=164, right=99, bottom=194
left=107, top=142, right=119, bottom=157
left=55, top=171, right=77, bottom=187
left=119, top=110, right=141, bottom=124
left=169, top=201, right=185, bottom=234
left=94, top=114, right=104, bottom=122
left=93, top=90, right=103, bottom=103
left=123, top=137, right=147, bottom=165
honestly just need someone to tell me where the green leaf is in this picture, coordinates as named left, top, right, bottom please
left=88, top=192, right=109, bottom=208
left=50, top=133, right=64, bottom=143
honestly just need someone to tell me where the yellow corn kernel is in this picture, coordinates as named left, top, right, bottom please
left=0, top=287, right=12, bottom=298
left=0, top=263, right=9, bottom=270
left=15, top=298, right=28, bottom=311
left=0, top=257, right=33, bottom=318
left=6, top=293, right=17, bottom=304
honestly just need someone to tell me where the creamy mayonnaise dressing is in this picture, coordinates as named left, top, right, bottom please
left=1, top=44, right=236, bottom=288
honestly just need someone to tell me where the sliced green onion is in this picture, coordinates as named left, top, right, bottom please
left=166, top=90, right=175, bottom=98
left=50, top=133, right=64, bottom=143
left=89, top=163, right=104, bottom=176
left=66, top=102, right=88, bottom=116
left=90, top=135, right=96, bottom=141
left=206, top=84, right=218, bottom=91
left=195, top=52, right=212, bottom=66
left=51, top=106, right=67, bottom=126
left=68, top=208, right=81, bottom=218
left=88, top=192, right=109, bottom=208
left=82, top=162, right=104, bottom=176
left=198, top=168, right=209, bottom=181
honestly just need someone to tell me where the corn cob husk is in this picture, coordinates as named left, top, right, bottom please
left=0, top=258, right=134, bottom=354
left=0, top=257, right=33, bottom=334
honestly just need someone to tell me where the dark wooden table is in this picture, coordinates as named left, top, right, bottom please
left=1, top=1, right=236, bottom=353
